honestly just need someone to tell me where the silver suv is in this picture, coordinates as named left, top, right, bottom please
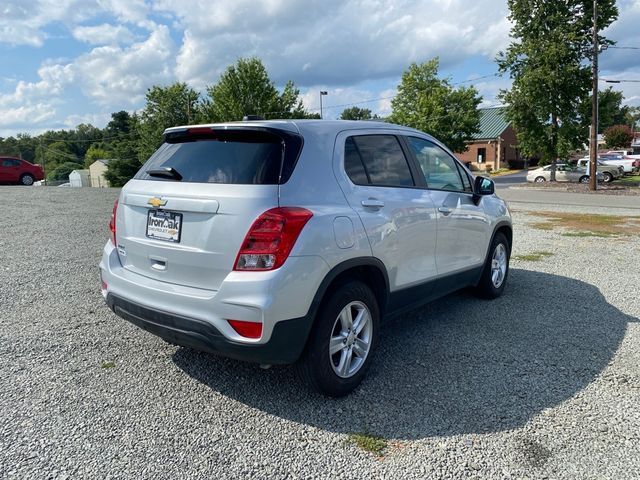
left=99, top=120, right=512, bottom=397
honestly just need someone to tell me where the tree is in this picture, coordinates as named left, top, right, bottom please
left=579, top=87, right=629, bottom=133
left=136, top=83, right=200, bottom=162
left=105, top=112, right=142, bottom=186
left=199, top=57, right=309, bottom=122
left=47, top=161, right=82, bottom=181
left=388, top=59, right=482, bottom=152
left=84, top=143, right=112, bottom=168
left=497, top=0, right=618, bottom=180
left=603, top=125, right=634, bottom=149
left=340, top=107, right=373, bottom=121
left=42, top=140, right=80, bottom=173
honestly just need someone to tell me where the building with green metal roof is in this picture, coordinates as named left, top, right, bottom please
left=457, top=107, right=521, bottom=171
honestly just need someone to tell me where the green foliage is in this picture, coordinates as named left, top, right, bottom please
left=136, top=83, right=200, bottom=162
left=497, top=0, right=618, bottom=179
left=84, top=144, right=112, bottom=168
left=388, top=58, right=482, bottom=152
left=199, top=57, right=309, bottom=122
left=348, top=432, right=387, bottom=456
left=43, top=141, right=80, bottom=175
left=340, top=107, right=373, bottom=120
left=579, top=88, right=629, bottom=133
left=47, top=161, right=82, bottom=181
left=104, top=158, right=141, bottom=187
left=603, top=124, right=634, bottom=149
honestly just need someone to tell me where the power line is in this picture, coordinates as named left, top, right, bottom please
left=607, top=46, right=640, bottom=50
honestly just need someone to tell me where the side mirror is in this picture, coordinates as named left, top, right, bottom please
left=474, top=176, right=495, bottom=196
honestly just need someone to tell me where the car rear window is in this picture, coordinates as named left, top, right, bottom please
left=135, top=128, right=302, bottom=184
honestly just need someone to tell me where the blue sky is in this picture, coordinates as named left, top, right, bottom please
left=1, top=0, right=639, bottom=137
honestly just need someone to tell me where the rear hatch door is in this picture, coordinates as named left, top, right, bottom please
left=116, top=126, right=302, bottom=291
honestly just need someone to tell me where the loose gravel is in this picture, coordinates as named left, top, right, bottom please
left=1, top=186, right=639, bottom=479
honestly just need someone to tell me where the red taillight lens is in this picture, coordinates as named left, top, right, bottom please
left=227, top=320, right=263, bottom=339
left=109, top=199, right=119, bottom=246
left=234, top=207, right=313, bottom=271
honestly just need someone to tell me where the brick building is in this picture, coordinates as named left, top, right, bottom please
left=457, top=107, right=519, bottom=171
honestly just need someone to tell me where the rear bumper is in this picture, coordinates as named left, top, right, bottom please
left=106, top=294, right=311, bottom=364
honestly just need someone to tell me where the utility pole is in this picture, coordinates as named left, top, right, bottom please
left=589, top=0, right=598, bottom=191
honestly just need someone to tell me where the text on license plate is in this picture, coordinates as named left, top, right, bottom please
left=146, top=210, right=182, bottom=243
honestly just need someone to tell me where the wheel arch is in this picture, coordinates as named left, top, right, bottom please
left=309, top=257, right=389, bottom=319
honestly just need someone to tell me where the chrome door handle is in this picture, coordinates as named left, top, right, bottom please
left=361, top=198, right=385, bottom=209
left=438, top=206, right=453, bottom=215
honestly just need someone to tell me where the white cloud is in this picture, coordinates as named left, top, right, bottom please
left=1, top=0, right=640, bottom=135
left=72, top=23, right=136, bottom=45
left=0, top=104, right=55, bottom=128
left=157, top=0, right=512, bottom=88
left=73, top=24, right=176, bottom=106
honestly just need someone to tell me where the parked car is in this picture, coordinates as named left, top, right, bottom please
left=606, top=150, right=640, bottom=160
left=99, top=120, right=512, bottom=397
left=527, top=163, right=604, bottom=183
left=0, top=157, right=44, bottom=185
left=576, top=158, right=623, bottom=183
left=597, top=153, right=638, bottom=174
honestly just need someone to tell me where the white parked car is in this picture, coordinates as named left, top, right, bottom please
left=595, top=154, right=638, bottom=174
left=527, top=163, right=603, bottom=183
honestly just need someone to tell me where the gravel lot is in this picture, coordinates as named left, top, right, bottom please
left=1, top=186, right=639, bottom=479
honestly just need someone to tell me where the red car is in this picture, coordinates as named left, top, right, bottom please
left=0, top=157, right=45, bottom=185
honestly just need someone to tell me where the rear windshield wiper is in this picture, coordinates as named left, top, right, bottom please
left=147, top=167, right=183, bottom=181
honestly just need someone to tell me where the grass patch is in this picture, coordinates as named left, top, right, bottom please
left=348, top=432, right=388, bottom=456
left=514, top=251, right=554, bottom=261
left=101, top=361, right=116, bottom=369
left=618, top=175, right=640, bottom=186
left=489, top=168, right=516, bottom=177
left=530, top=211, right=640, bottom=237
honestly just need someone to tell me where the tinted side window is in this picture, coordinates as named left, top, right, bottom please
left=344, top=137, right=369, bottom=185
left=2, top=159, right=19, bottom=167
left=407, top=137, right=465, bottom=192
left=456, top=162, right=473, bottom=192
left=347, top=135, right=414, bottom=187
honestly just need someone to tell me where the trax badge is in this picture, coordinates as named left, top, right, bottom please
left=148, top=197, right=167, bottom=208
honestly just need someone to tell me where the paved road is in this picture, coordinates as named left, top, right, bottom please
left=492, top=170, right=528, bottom=188
left=499, top=187, right=640, bottom=210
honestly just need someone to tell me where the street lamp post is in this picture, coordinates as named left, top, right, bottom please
left=319, top=91, right=328, bottom=119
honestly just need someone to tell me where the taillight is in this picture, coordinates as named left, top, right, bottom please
left=227, top=320, right=262, bottom=339
left=109, top=199, right=119, bottom=246
left=234, top=207, right=313, bottom=271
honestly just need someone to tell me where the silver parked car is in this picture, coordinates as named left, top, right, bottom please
left=99, top=120, right=512, bottom=396
left=576, top=158, right=623, bottom=183
left=527, top=163, right=604, bottom=183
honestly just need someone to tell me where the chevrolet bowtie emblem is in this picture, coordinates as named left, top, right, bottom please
left=147, top=197, right=167, bottom=208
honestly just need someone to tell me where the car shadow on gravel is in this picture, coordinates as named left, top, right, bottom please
left=171, top=268, right=637, bottom=440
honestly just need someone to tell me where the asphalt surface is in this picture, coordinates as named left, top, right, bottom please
left=1, top=186, right=639, bottom=479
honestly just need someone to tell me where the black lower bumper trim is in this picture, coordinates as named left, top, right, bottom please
left=106, top=294, right=312, bottom=364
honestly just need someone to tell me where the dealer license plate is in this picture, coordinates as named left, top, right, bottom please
left=146, top=210, right=182, bottom=243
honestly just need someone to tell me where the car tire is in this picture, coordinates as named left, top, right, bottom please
left=474, top=232, right=510, bottom=299
left=19, top=174, right=35, bottom=186
left=534, top=176, right=546, bottom=183
left=602, top=172, right=613, bottom=183
left=579, top=176, right=589, bottom=183
left=296, top=281, right=379, bottom=397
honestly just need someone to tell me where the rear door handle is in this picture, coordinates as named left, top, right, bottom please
left=361, top=198, right=385, bottom=209
left=438, top=206, right=453, bottom=215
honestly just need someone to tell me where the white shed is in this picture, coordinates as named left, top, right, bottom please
left=69, top=169, right=91, bottom=187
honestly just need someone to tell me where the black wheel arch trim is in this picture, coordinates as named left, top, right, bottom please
left=305, top=256, right=390, bottom=325
left=486, top=221, right=513, bottom=258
